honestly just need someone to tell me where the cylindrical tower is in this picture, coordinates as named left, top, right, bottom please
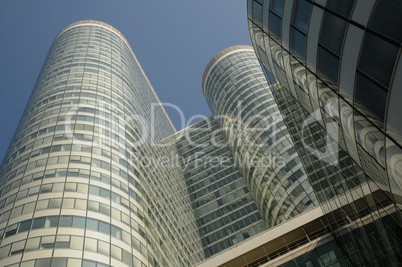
left=202, top=46, right=317, bottom=228
left=0, top=21, right=202, bottom=267
left=248, top=0, right=402, bottom=265
left=247, top=0, right=402, bottom=208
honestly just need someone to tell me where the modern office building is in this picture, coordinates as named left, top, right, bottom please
left=1, top=6, right=401, bottom=265
left=202, top=46, right=317, bottom=228
left=162, top=117, right=267, bottom=258
left=0, top=20, right=204, bottom=267
left=0, top=17, right=332, bottom=266
left=247, top=0, right=402, bottom=265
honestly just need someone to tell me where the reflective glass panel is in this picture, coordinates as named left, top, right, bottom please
left=355, top=73, right=387, bottom=123
left=318, top=46, right=339, bottom=85
left=291, top=0, right=312, bottom=33
left=253, top=1, right=263, bottom=28
left=290, top=27, right=306, bottom=58
left=369, top=0, right=402, bottom=43
left=326, top=0, right=355, bottom=18
left=269, top=13, right=282, bottom=38
left=270, top=0, right=284, bottom=16
left=319, top=12, right=347, bottom=55
left=31, top=217, right=45, bottom=229
left=359, top=33, right=399, bottom=88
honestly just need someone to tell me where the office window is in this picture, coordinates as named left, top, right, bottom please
left=86, top=218, right=98, bottom=231
left=270, top=0, right=284, bottom=16
left=99, top=221, right=110, bottom=235
left=45, top=216, right=59, bottom=228
left=290, top=27, right=307, bottom=58
left=32, top=217, right=45, bottom=229
left=252, top=0, right=263, bottom=28
left=359, top=33, right=399, bottom=88
left=51, top=258, right=67, bottom=266
left=72, top=216, right=85, bottom=228
left=36, top=259, right=51, bottom=267
left=355, top=73, right=387, bottom=123
left=326, top=0, right=355, bottom=18
left=318, top=47, right=339, bottom=85
left=369, top=0, right=402, bottom=43
left=269, top=13, right=282, bottom=38
left=291, top=0, right=312, bottom=33
left=18, top=220, right=31, bottom=232
left=319, top=12, right=347, bottom=55
left=59, top=216, right=73, bottom=227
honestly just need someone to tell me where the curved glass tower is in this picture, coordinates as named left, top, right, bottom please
left=0, top=20, right=203, bottom=267
left=247, top=0, right=402, bottom=206
left=248, top=1, right=402, bottom=265
left=202, top=46, right=317, bottom=228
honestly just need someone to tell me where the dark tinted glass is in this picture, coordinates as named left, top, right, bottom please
left=319, top=12, right=347, bottom=55
left=291, top=0, right=312, bottom=33
left=359, top=33, right=399, bottom=88
left=270, top=0, right=284, bottom=16
left=318, top=47, right=339, bottom=85
left=280, top=239, right=348, bottom=266
left=326, top=0, right=355, bottom=18
left=18, top=220, right=31, bottom=232
left=290, top=27, right=306, bottom=58
left=46, top=216, right=59, bottom=227
left=253, top=1, right=263, bottom=28
left=269, top=12, right=282, bottom=37
left=31, top=217, right=45, bottom=229
left=262, top=64, right=276, bottom=84
left=59, top=215, right=73, bottom=227
left=280, top=260, right=298, bottom=267
left=355, top=73, right=387, bottom=123
left=369, top=0, right=402, bottom=43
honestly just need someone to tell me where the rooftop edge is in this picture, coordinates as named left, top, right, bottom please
left=201, top=45, right=254, bottom=96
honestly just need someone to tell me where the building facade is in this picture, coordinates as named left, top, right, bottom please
left=202, top=46, right=317, bottom=228
left=1, top=7, right=401, bottom=265
left=164, top=117, right=267, bottom=258
left=248, top=0, right=402, bottom=265
left=0, top=21, right=203, bottom=267
left=0, top=20, right=329, bottom=266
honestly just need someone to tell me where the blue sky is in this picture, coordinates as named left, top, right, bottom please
left=0, top=1, right=251, bottom=162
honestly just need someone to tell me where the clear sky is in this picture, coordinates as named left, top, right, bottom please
left=0, top=1, right=251, bottom=162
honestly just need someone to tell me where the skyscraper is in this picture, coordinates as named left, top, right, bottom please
left=202, top=46, right=317, bottom=227
left=0, top=20, right=326, bottom=266
left=1, top=5, right=401, bottom=265
left=163, top=117, right=267, bottom=258
left=247, top=0, right=402, bottom=265
left=0, top=20, right=203, bottom=267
